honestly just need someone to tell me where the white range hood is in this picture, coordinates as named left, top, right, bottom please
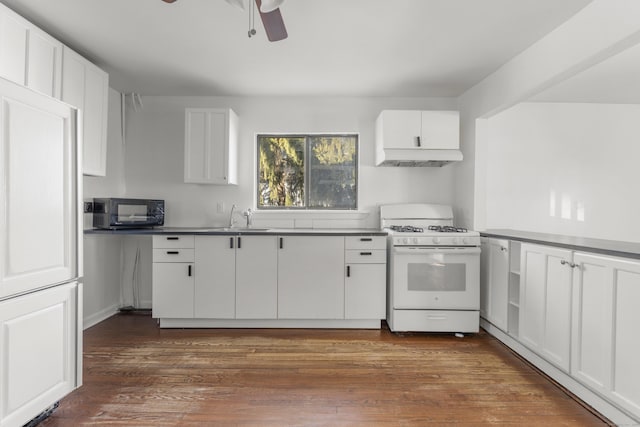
left=375, top=148, right=463, bottom=167
left=375, top=110, right=462, bottom=167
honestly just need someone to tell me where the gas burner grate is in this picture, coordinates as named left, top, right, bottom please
left=389, top=225, right=424, bottom=233
left=428, top=225, right=468, bottom=233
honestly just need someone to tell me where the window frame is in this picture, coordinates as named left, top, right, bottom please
left=256, top=133, right=359, bottom=211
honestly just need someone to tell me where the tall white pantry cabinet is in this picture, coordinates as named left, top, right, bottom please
left=0, top=78, right=82, bottom=427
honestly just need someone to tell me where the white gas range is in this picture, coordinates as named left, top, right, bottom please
left=381, top=204, right=481, bottom=334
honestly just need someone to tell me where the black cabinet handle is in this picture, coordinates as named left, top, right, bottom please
left=238, top=237, right=242, bottom=249
left=167, top=236, right=179, bottom=240
left=360, top=252, right=372, bottom=256
left=188, top=265, right=192, bottom=276
left=230, top=237, right=234, bottom=249
left=360, top=238, right=372, bottom=242
left=346, top=265, right=351, bottom=277
left=279, top=237, right=283, bottom=249
left=166, top=251, right=179, bottom=255
left=416, top=136, right=421, bottom=147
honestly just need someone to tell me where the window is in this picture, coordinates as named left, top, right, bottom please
left=257, top=134, right=358, bottom=210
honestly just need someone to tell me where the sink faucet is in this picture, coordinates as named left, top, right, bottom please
left=243, top=208, right=253, bottom=228
left=229, top=204, right=238, bottom=228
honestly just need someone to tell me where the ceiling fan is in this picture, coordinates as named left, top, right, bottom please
left=161, top=0, right=287, bottom=42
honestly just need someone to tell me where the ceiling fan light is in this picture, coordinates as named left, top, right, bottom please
left=225, top=0, right=246, bottom=10
left=260, top=0, right=284, bottom=13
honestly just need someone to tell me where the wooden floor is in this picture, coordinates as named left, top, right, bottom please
left=41, top=313, right=610, bottom=426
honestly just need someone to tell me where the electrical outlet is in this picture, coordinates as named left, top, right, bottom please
left=84, top=202, right=94, bottom=213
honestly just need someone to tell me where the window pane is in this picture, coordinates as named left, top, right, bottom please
left=308, top=136, right=357, bottom=209
left=258, top=136, right=305, bottom=208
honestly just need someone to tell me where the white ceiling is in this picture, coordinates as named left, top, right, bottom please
left=1, top=0, right=593, bottom=97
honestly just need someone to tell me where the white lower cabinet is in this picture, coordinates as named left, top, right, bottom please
left=278, top=236, right=345, bottom=319
left=235, top=236, right=278, bottom=319
left=0, top=282, right=81, bottom=427
left=152, top=236, right=195, bottom=319
left=519, top=243, right=573, bottom=372
left=572, top=252, right=640, bottom=418
left=480, top=237, right=510, bottom=332
left=194, top=236, right=236, bottom=319
left=344, top=236, right=386, bottom=319
left=153, top=234, right=386, bottom=325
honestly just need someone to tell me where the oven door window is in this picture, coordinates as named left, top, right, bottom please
left=408, top=262, right=466, bottom=292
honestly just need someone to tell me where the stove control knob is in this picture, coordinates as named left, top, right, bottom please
left=432, top=237, right=440, bottom=244
left=412, top=237, right=419, bottom=245
left=402, top=238, right=409, bottom=244
left=462, top=237, right=469, bottom=245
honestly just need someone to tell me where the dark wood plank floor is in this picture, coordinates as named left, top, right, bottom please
left=41, top=313, right=610, bottom=426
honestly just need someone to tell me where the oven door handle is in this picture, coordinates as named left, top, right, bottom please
left=393, top=247, right=481, bottom=255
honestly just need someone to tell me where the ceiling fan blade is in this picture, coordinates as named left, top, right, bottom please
left=255, top=0, right=287, bottom=42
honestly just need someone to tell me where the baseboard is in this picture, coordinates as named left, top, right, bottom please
left=83, top=304, right=119, bottom=330
left=480, top=319, right=639, bottom=426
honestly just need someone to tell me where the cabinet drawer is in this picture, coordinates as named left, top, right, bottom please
left=153, top=235, right=195, bottom=249
left=345, top=249, right=386, bottom=264
left=153, top=248, right=194, bottom=262
left=345, top=236, right=386, bottom=250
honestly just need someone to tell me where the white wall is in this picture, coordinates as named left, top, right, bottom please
left=457, top=0, right=640, bottom=231
left=123, top=96, right=458, bottom=229
left=82, top=88, right=126, bottom=327
left=485, top=102, right=640, bottom=242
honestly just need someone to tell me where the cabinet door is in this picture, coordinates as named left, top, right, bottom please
left=184, top=108, right=238, bottom=185
left=194, top=236, right=236, bottom=319
left=0, top=282, right=80, bottom=427
left=152, top=263, right=194, bottom=318
left=236, top=236, right=278, bottom=319
left=0, top=78, right=78, bottom=299
left=488, top=239, right=509, bottom=331
left=345, top=263, right=386, bottom=319
left=378, top=110, right=422, bottom=149
left=0, top=7, right=28, bottom=86
left=62, top=47, right=109, bottom=176
left=572, top=252, right=640, bottom=418
left=519, top=243, right=572, bottom=371
left=278, top=236, right=345, bottom=319
left=420, top=110, right=459, bottom=149
left=26, top=28, right=62, bottom=98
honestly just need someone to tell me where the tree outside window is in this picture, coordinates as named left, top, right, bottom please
left=257, top=135, right=358, bottom=210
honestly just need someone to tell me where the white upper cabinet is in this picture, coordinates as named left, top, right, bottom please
left=376, top=110, right=459, bottom=150
left=62, top=47, right=109, bottom=177
left=0, top=4, right=62, bottom=98
left=184, top=108, right=238, bottom=185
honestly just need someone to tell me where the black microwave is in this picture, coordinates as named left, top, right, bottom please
left=92, top=198, right=165, bottom=229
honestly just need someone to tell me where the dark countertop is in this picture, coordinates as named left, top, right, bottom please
left=482, top=229, right=640, bottom=260
left=85, top=227, right=388, bottom=237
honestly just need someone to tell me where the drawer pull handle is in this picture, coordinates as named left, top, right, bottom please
left=346, top=265, right=351, bottom=277
left=360, top=252, right=372, bottom=256
left=188, top=265, right=192, bottom=276
left=280, top=237, right=283, bottom=249
left=167, top=251, right=179, bottom=255
left=230, top=237, right=234, bottom=249
left=360, top=238, right=372, bottom=242
left=238, top=237, right=242, bottom=249
left=167, top=237, right=179, bottom=240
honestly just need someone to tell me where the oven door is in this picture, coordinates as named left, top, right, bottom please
left=390, top=246, right=480, bottom=310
